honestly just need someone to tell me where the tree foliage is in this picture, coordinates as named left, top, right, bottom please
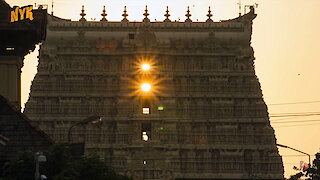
left=289, top=152, right=320, bottom=180
left=1, top=151, right=35, bottom=180
left=1, top=144, right=132, bottom=180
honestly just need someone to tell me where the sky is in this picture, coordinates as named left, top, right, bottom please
left=6, top=0, right=320, bottom=178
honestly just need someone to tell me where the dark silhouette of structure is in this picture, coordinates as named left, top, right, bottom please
left=0, top=95, right=53, bottom=174
left=0, top=0, right=50, bottom=174
left=0, top=0, right=47, bottom=109
left=24, top=5, right=284, bottom=179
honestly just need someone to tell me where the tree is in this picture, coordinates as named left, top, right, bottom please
left=1, top=144, right=132, bottom=180
left=289, top=152, right=320, bottom=180
left=1, top=151, right=35, bottom=180
left=307, top=152, right=320, bottom=180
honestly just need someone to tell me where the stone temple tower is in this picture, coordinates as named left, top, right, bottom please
left=24, top=6, right=284, bottom=180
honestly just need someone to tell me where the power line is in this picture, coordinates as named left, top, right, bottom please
left=269, top=100, right=320, bottom=106
left=269, top=112, right=320, bottom=119
left=271, top=111, right=320, bottom=115
left=273, top=122, right=320, bottom=128
left=271, top=119, right=320, bottom=124
left=270, top=113, right=320, bottom=118
left=281, top=154, right=315, bottom=157
left=270, top=116, right=303, bottom=122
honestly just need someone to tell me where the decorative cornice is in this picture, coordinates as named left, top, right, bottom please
left=100, top=6, right=107, bottom=22
left=143, top=5, right=150, bottom=23
left=206, top=6, right=213, bottom=22
left=50, top=6, right=256, bottom=24
left=79, top=5, right=86, bottom=22
left=122, top=6, right=128, bottom=22
left=164, top=6, right=171, bottom=22
left=185, top=6, right=192, bottom=22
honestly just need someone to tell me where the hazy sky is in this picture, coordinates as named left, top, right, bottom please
left=6, top=0, right=320, bottom=178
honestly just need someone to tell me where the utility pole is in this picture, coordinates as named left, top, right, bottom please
left=35, top=152, right=47, bottom=180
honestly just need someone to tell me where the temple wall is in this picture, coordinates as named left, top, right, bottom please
left=24, top=8, right=284, bottom=180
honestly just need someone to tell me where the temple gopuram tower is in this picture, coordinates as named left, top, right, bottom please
left=24, top=6, right=284, bottom=180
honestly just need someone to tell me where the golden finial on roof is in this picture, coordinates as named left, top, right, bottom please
left=164, top=6, right=171, bottom=22
left=122, top=6, right=128, bottom=22
left=206, top=6, right=213, bottom=22
left=185, top=6, right=192, bottom=22
left=100, top=6, right=108, bottom=22
left=143, top=5, right=150, bottom=22
left=80, top=5, right=86, bottom=21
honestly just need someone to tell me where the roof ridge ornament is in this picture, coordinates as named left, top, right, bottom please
left=80, top=5, right=86, bottom=22
left=164, top=6, right=171, bottom=22
left=100, top=6, right=107, bottom=22
left=185, top=6, right=192, bottom=22
left=143, top=5, right=150, bottom=22
left=206, top=6, right=213, bottom=22
left=122, top=6, right=128, bottom=22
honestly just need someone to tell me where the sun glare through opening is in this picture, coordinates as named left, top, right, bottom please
left=141, top=63, right=151, bottom=71
left=141, top=83, right=151, bottom=92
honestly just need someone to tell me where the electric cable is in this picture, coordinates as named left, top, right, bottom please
left=270, top=113, right=320, bottom=118
left=273, top=122, right=320, bottom=128
left=271, top=119, right=320, bottom=124
left=270, top=116, right=303, bottom=122
left=269, top=100, right=320, bottom=106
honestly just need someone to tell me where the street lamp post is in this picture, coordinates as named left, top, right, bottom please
left=67, top=115, right=102, bottom=144
left=35, top=152, right=46, bottom=180
left=277, top=144, right=311, bottom=165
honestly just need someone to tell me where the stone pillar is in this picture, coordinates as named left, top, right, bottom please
left=0, top=55, right=23, bottom=110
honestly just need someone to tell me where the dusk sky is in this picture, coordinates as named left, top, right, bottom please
left=7, top=0, right=320, bottom=178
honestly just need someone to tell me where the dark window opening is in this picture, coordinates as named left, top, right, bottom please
left=129, top=33, right=135, bottom=39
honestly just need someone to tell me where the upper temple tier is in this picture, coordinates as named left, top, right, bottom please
left=46, top=6, right=256, bottom=50
left=24, top=6, right=284, bottom=180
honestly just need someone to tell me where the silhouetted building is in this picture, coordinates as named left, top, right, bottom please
left=0, top=0, right=47, bottom=109
left=0, top=95, right=53, bottom=169
left=0, top=0, right=51, bottom=173
left=24, top=6, right=284, bottom=179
